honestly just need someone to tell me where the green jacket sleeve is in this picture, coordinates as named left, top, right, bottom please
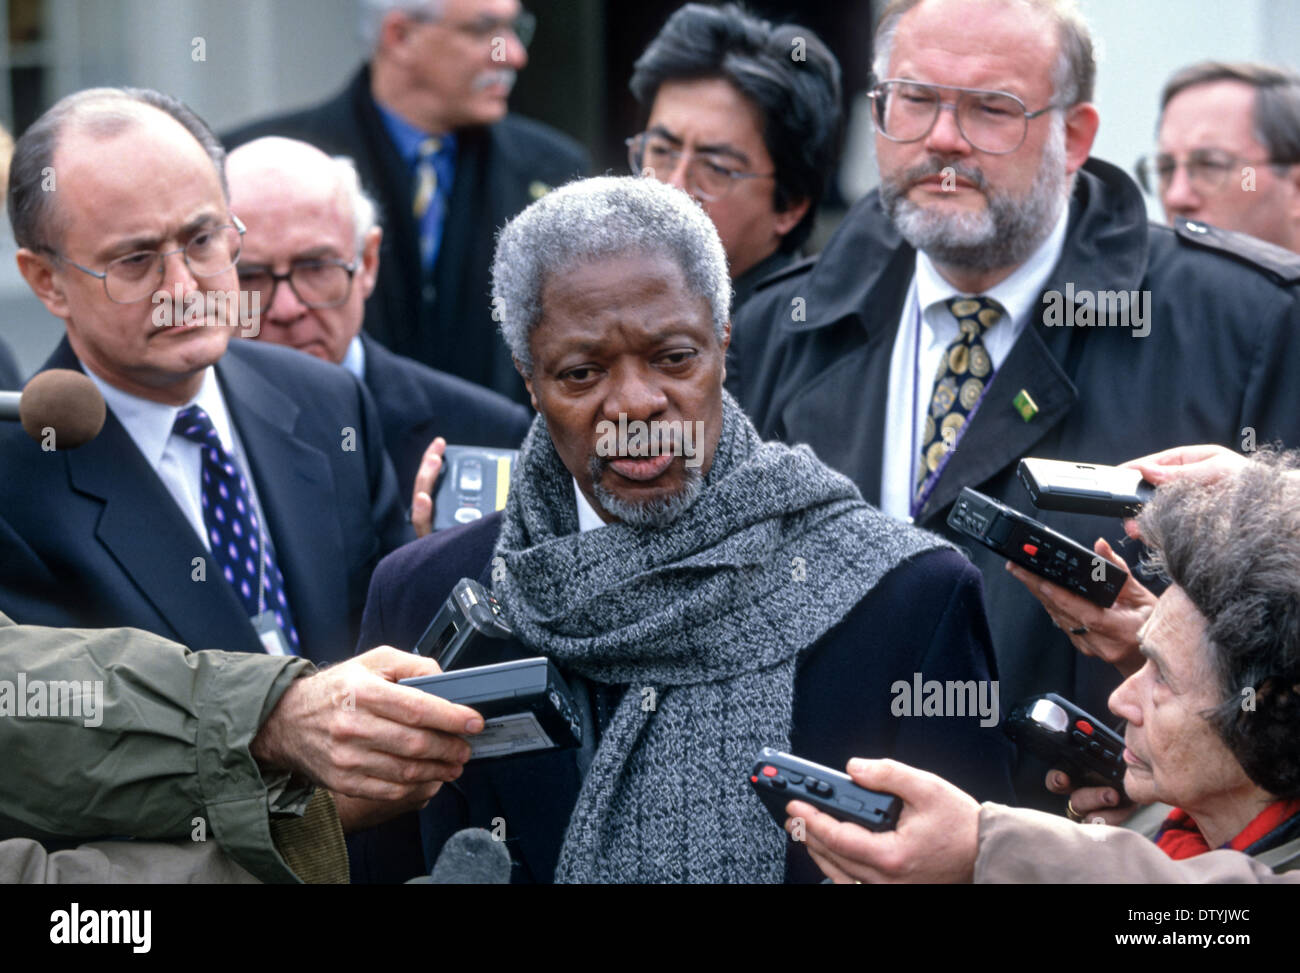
left=0, top=612, right=317, bottom=882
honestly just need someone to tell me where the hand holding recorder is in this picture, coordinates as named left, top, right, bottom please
left=787, top=758, right=981, bottom=884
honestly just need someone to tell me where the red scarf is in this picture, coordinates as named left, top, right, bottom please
left=1155, top=798, right=1300, bottom=860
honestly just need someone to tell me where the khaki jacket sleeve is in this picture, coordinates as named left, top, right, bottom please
left=0, top=613, right=318, bottom=882
left=974, top=803, right=1300, bottom=883
left=0, top=836, right=261, bottom=883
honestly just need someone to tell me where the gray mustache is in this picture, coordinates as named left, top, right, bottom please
left=473, top=69, right=517, bottom=92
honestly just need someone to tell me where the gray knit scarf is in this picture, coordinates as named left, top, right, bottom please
left=491, top=391, right=948, bottom=883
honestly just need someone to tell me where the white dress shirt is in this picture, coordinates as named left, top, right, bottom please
left=340, top=334, right=366, bottom=380
left=84, top=364, right=271, bottom=552
left=879, top=207, right=1070, bottom=522
left=573, top=478, right=609, bottom=533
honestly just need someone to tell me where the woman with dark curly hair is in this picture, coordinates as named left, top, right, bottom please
left=784, top=450, right=1300, bottom=883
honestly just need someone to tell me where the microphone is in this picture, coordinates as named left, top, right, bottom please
left=406, top=828, right=512, bottom=884
left=0, top=369, right=106, bottom=449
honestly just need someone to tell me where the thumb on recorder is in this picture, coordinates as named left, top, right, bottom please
left=785, top=758, right=981, bottom=884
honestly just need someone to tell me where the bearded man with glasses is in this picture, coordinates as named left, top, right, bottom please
left=224, top=0, right=588, bottom=407
left=730, top=0, right=1300, bottom=811
left=1, top=87, right=413, bottom=667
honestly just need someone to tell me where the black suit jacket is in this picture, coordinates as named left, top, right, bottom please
left=360, top=334, right=531, bottom=493
left=0, top=336, right=22, bottom=389
left=349, top=513, right=1015, bottom=883
left=224, top=66, right=590, bottom=405
left=730, top=157, right=1300, bottom=733
left=0, top=337, right=412, bottom=664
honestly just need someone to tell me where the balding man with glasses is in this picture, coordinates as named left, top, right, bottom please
left=227, top=135, right=530, bottom=514
left=224, top=0, right=588, bottom=406
left=0, top=87, right=412, bottom=666
left=730, top=0, right=1300, bottom=809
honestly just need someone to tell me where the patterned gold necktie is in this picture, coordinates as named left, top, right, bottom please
left=410, top=138, right=441, bottom=266
left=914, top=295, right=1004, bottom=501
left=412, top=137, right=441, bottom=222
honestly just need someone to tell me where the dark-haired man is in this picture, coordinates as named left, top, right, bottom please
left=1137, top=61, right=1300, bottom=252
left=628, top=2, right=842, bottom=310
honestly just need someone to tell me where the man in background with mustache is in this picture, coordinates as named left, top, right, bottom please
left=224, top=0, right=588, bottom=404
left=729, top=0, right=1300, bottom=808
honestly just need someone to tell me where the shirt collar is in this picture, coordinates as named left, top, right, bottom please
left=375, top=102, right=458, bottom=169
left=572, top=477, right=609, bottom=533
left=914, top=203, right=1070, bottom=330
left=84, top=363, right=235, bottom=468
left=341, top=334, right=366, bottom=381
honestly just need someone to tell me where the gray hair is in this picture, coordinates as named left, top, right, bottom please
left=331, top=154, right=381, bottom=252
left=872, top=0, right=1095, bottom=107
left=7, top=86, right=227, bottom=253
left=359, top=0, right=445, bottom=50
left=492, top=176, right=731, bottom=376
left=1138, top=449, right=1300, bottom=799
left=1159, top=61, right=1300, bottom=167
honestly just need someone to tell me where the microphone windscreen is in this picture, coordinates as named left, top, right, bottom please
left=423, top=828, right=512, bottom=884
left=20, top=369, right=106, bottom=449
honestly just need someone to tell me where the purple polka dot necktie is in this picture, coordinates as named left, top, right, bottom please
left=172, top=405, right=299, bottom=654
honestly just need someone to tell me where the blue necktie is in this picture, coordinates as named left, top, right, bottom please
left=172, top=405, right=299, bottom=653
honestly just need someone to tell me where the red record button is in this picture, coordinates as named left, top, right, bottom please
left=762, top=765, right=778, bottom=778
left=1075, top=719, right=1093, bottom=735
left=1022, top=543, right=1039, bottom=556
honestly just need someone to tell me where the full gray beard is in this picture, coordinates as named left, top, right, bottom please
left=588, top=454, right=705, bottom=528
left=879, top=124, right=1068, bottom=273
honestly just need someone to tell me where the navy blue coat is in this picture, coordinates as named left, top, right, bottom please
left=0, top=337, right=412, bottom=665
left=360, top=334, right=531, bottom=492
left=0, top=336, right=21, bottom=389
left=730, top=158, right=1300, bottom=749
left=349, top=511, right=1016, bottom=883
left=224, top=66, right=589, bottom=405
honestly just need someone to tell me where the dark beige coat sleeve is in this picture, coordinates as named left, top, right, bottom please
left=0, top=612, right=318, bottom=882
left=975, top=803, right=1300, bottom=883
left=0, top=836, right=261, bottom=883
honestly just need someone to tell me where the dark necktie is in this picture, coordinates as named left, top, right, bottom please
left=172, top=405, right=299, bottom=654
left=914, top=296, right=1004, bottom=502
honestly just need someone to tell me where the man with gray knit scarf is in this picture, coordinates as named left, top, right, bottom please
left=351, top=176, right=1015, bottom=883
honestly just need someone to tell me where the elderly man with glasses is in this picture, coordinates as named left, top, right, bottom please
left=1136, top=61, right=1300, bottom=254
left=626, top=3, right=842, bottom=313
left=0, top=87, right=413, bottom=667
left=224, top=0, right=588, bottom=406
left=730, top=0, right=1300, bottom=810
left=226, top=136, right=530, bottom=520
